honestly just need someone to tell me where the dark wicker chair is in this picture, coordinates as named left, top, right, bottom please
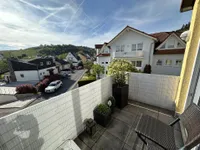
left=135, top=103, right=200, bottom=150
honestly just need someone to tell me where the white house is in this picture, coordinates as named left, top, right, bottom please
left=65, top=52, right=81, bottom=67
left=151, top=32, right=186, bottom=76
left=95, top=26, right=186, bottom=76
left=9, top=58, right=59, bottom=82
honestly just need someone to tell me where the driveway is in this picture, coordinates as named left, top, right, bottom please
left=33, top=69, right=86, bottom=102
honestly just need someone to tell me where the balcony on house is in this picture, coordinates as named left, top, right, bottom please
left=0, top=73, right=190, bottom=150
left=114, top=51, right=144, bottom=58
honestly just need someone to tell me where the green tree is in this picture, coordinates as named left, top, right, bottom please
left=84, top=61, right=93, bottom=75
left=58, top=53, right=67, bottom=59
left=107, top=59, right=138, bottom=86
left=92, top=64, right=104, bottom=79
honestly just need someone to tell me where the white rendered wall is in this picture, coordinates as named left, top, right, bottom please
left=128, top=73, right=180, bottom=111
left=0, top=77, right=112, bottom=150
left=38, top=67, right=58, bottom=80
left=14, top=70, right=39, bottom=82
left=152, top=54, right=184, bottom=76
left=109, top=30, right=155, bottom=70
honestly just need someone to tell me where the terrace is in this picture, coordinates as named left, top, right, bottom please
left=0, top=73, right=184, bottom=150
left=74, top=100, right=183, bottom=150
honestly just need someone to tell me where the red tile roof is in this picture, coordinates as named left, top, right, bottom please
left=154, top=49, right=185, bottom=55
left=96, top=53, right=110, bottom=57
left=95, top=44, right=104, bottom=49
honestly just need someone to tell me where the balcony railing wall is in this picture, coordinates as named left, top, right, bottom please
left=128, top=73, right=180, bottom=111
left=114, top=51, right=144, bottom=58
left=0, top=77, right=112, bottom=150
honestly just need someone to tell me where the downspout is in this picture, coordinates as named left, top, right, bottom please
left=149, top=42, right=155, bottom=65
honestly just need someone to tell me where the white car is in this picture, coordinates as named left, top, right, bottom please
left=45, top=80, right=63, bottom=93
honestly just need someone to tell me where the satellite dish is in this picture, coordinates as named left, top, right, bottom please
left=180, top=30, right=189, bottom=42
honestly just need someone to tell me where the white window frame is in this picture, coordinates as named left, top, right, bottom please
left=156, top=59, right=163, bottom=66
left=137, top=43, right=143, bottom=51
left=116, top=46, right=120, bottom=52
left=132, top=44, right=136, bottom=51
left=175, top=59, right=182, bottom=67
left=167, top=39, right=175, bottom=48
left=46, top=61, right=51, bottom=65
left=121, top=45, right=125, bottom=52
left=165, top=59, right=172, bottom=66
left=136, top=61, right=142, bottom=67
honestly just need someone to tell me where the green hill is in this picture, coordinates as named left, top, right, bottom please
left=1, top=44, right=96, bottom=59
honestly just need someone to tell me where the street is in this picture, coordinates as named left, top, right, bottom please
left=41, top=69, right=86, bottom=100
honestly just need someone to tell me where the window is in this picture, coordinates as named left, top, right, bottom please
left=43, top=72, right=45, bottom=74
left=116, top=46, right=120, bottom=52
left=136, top=61, right=142, bottom=67
left=40, top=62, right=43, bottom=66
left=132, top=61, right=142, bottom=67
left=160, top=44, right=166, bottom=49
left=40, top=73, right=42, bottom=75
left=137, top=43, right=143, bottom=51
left=102, top=62, right=104, bottom=64
left=105, top=62, right=108, bottom=64
left=20, top=74, right=24, bottom=78
left=132, top=44, right=136, bottom=51
left=177, top=42, right=182, bottom=48
left=165, top=59, right=172, bottom=66
left=167, top=39, right=175, bottom=48
left=132, top=61, right=136, bottom=67
left=46, top=61, right=51, bottom=65
left=175, top=60, right=182, bottom=66
left=156, top=59, right=162, bottom=66
left=121, top=45, right=125, bottom=52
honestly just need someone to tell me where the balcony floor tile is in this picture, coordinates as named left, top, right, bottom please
left=75, top=101, right=183, bottom=150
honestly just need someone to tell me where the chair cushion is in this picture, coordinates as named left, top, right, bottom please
left=135, top=115, right=176, bottom=150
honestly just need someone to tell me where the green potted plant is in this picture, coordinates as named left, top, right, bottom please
left=107, top=96, right=116, bottom=113
left=108, top=59, right=138, bottom=109
left=93, top=104, right=111, bottom=127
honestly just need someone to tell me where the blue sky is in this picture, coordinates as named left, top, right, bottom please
left=0, top=0, right=191, bottom=50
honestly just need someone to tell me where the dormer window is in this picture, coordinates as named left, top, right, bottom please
left=167, top=39, right=175, bottom=48
left=46, top=61, right=51, bottom=65
left=160, top=44, right=166, bottom=49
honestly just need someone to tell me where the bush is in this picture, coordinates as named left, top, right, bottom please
left=144, top=64, right=152, bottom=74
left=94, top=104, right=111, bottom=116
left=16, top=84, right=37, bottom=94
left=36, top=74, right=61, bottom=92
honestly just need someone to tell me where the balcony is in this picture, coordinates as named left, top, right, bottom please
left=75, top=100, right=183, bottom=150
left=114, top=51, right=144, bottom=58
left=0, top=73, right=185, bottom=150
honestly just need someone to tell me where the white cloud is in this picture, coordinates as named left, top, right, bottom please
left=0, top=0, right=191, bottom=50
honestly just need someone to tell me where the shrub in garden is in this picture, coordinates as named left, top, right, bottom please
left=16, top=84, right=37, bottom=94
left=36, top=74, right=60, bottom=92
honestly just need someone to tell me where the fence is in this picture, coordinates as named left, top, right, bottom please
left=128, top=73, right=180, bottom=111
left=0, top=87, right=16, bottom=95
left=0, top=77, right=112, bottom=150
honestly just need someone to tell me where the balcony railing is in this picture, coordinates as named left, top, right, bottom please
left=114, top=51, right=144, bottom=58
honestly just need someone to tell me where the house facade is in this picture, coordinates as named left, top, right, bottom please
left=65, top=52, right=81, bottom=67
left=95, top=26, right=186, bottom=76
left=151, top=32, right=186, bottom=75
left=9, top=58, right=58, bottom=82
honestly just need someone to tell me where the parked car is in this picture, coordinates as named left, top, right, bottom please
left=60, top=71, right=71, bottom=77
left=45, top=80, right=63, bottom=93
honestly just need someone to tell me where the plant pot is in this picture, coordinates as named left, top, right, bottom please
left=93, top=110, right=111, bottom=127
left=112, top=84, right=129, bottom=109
